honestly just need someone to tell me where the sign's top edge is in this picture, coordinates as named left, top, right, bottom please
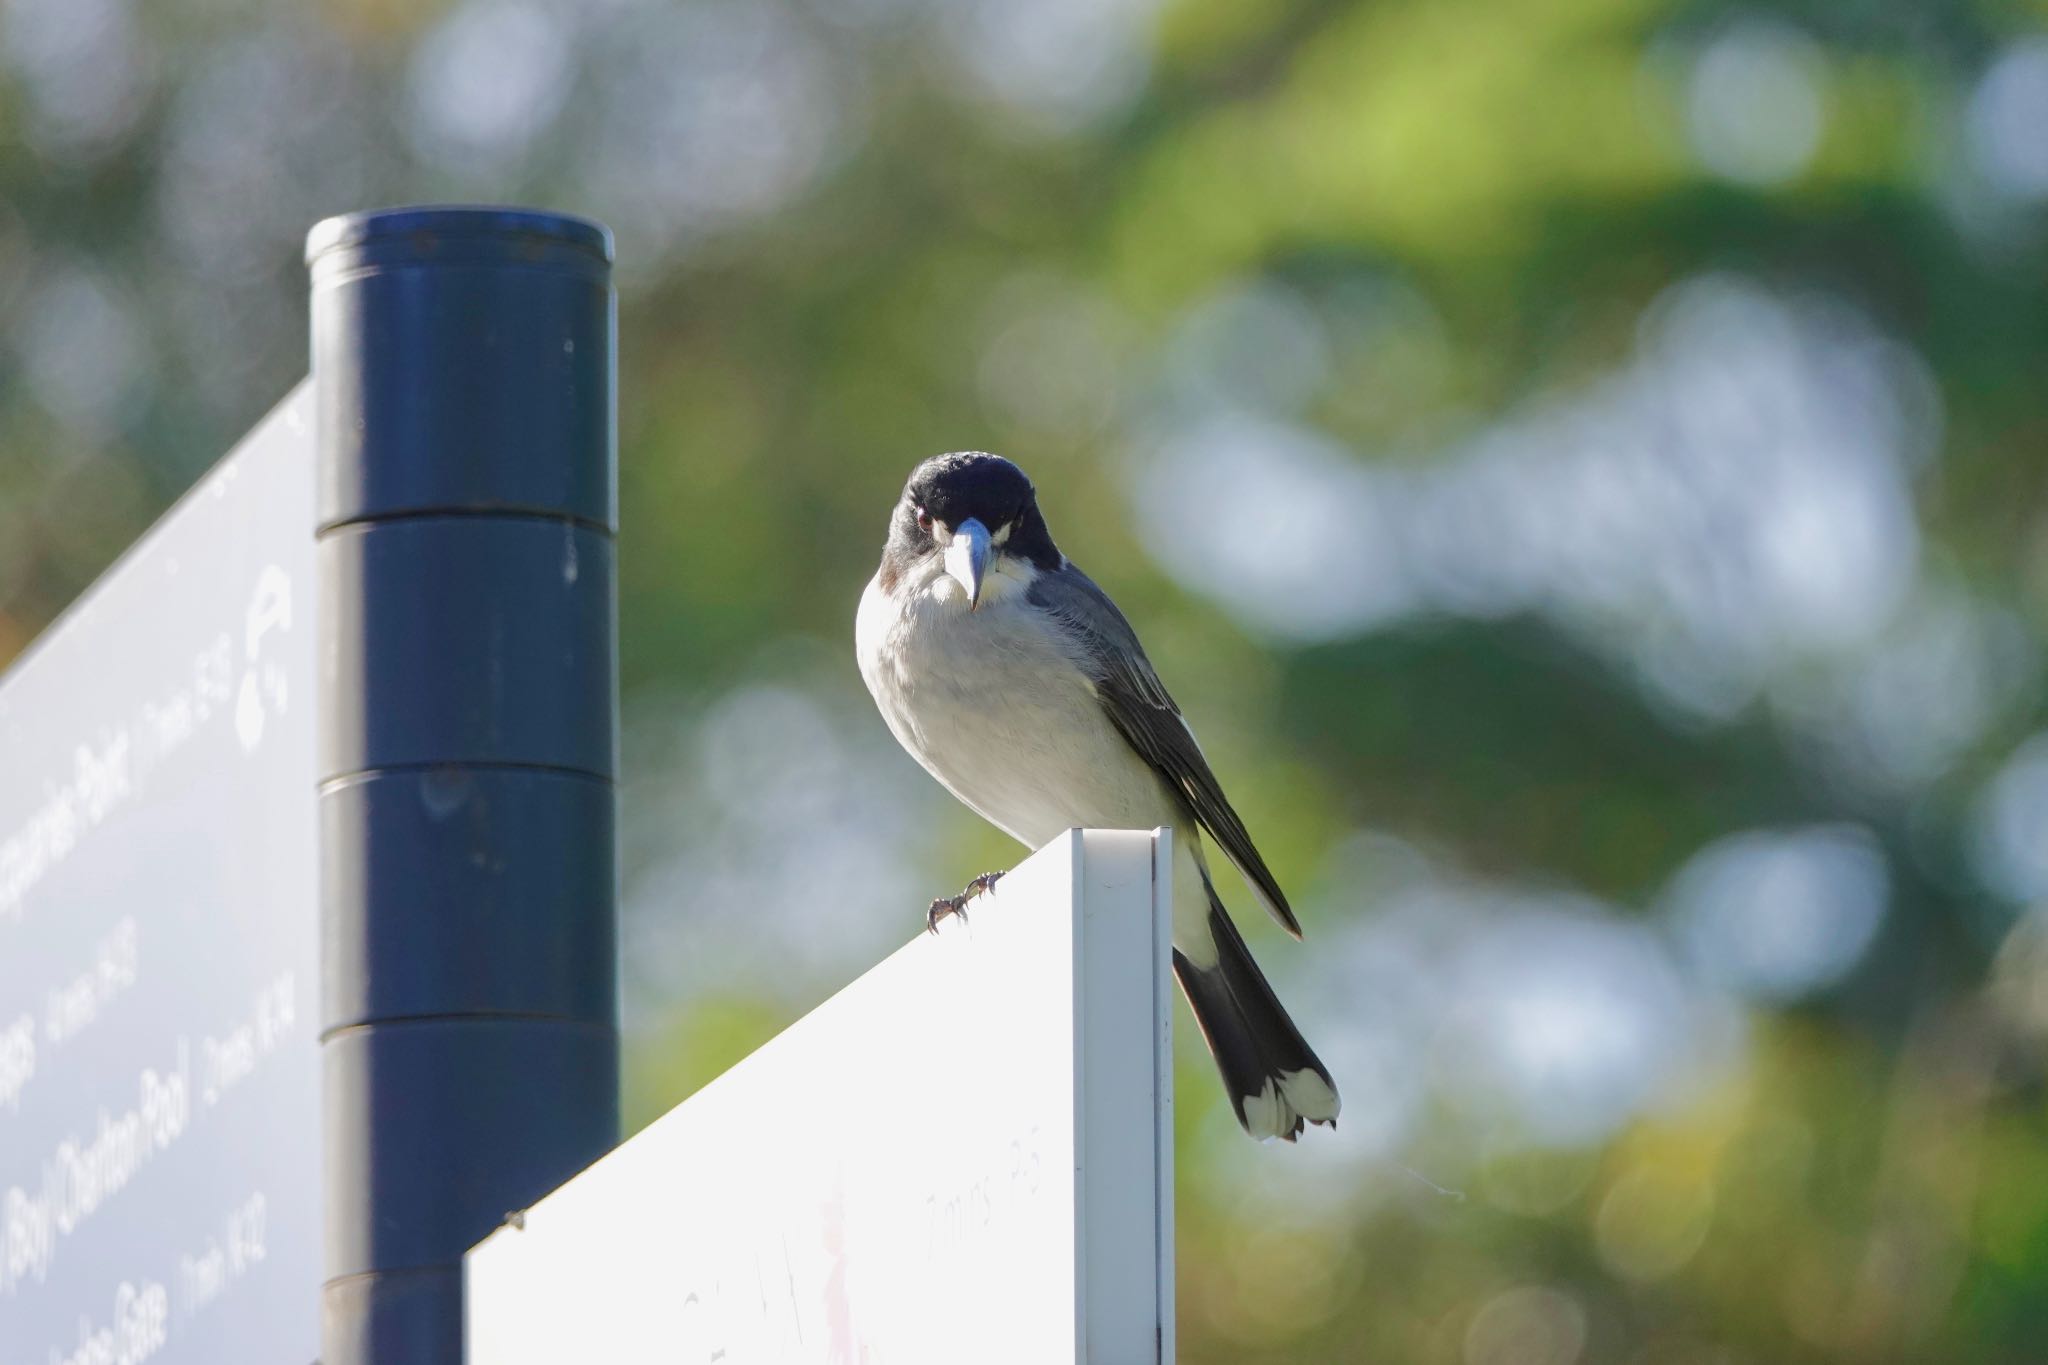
left=0, top=381, right=315, bottom=698
left=305, top=206, right=614, bottom=268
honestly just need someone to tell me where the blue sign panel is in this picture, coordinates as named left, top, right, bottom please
left=0, top=385, right=319, bottom=1365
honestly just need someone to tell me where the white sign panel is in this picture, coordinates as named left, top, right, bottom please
left=0, top=385, right=321, bottom=1365
left=467, top=827, right=1173, bottom=1365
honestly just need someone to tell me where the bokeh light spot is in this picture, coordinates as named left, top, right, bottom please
left=1664, top=825, right=1888, bottom=1001
left=407, top=0, right=575, bottom=173
left=1970, top=731, right=2048, bottom=904
left=1966, top=38, right=2048, bottom=202
left=1594, top=1165, right=1714, bottom=1282
left=1684, top=21, right=1828, bottom=187
left=1464, top=1285, right=1587, bottom=1365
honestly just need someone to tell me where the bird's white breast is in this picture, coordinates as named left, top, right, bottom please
left=856, top=564, right=1179, bottom=850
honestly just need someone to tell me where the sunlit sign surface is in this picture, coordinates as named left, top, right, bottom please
left=0, top=386, right=320, bottom=1365
left=467, top=828, right=1174, bottom=1365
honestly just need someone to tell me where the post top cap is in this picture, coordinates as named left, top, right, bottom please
left=306, top=206, right=613, bottom=268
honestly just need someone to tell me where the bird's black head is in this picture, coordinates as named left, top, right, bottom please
left=880, top=452, right=1061, bottom=603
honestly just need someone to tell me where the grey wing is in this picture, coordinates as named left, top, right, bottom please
left=1028, top=564, right=1302, bottom=938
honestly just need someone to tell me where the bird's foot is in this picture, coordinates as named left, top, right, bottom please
left=925, top=869, right=1007, bottom=934
left=925, top=894, right=967, bottom=934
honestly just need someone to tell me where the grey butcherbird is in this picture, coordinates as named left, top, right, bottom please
left=855, top=451, right=1340, bottom=1141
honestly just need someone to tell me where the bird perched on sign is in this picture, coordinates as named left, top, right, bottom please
left=855, top=451, right=1339, bottom=1141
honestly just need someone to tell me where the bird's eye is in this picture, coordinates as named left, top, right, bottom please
left=915, top=506, right=933, bottom=532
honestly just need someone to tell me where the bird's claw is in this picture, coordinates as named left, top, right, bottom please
left=926, top=893, right=967, bottom=934
left=924, top=870, right=1007, bottom=935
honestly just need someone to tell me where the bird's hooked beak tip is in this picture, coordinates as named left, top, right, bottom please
left=945, top=517, right=992, bottom=610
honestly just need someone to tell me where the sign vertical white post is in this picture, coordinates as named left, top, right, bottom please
left=465, top=827, right=1175, bottom=1364
left=1077, top=826, right=1176, bottom=1364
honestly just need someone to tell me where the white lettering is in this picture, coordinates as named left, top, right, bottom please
left=199, top=1029, right=253, bottom=1108
left=48, top=1279, right=169, bottom=1365
left=244, top=566, right=291, bottom=661
left=177, top=1192, right=268, bottom=1320
left=0, top=562, right=291, bottom=925
left=0, top=733, right=129, bottom=924
left=0, top=1045, right=191, bottom=1296
left=44, top=919, right=141, bottom=1046
left=0, top=1014, right=34, bottom=1111
left=177, top=1242, right=226, bottom=1319
left=5, top=1182, right=54, bottom=1294
left=199, top=973, right=293, bottom=1107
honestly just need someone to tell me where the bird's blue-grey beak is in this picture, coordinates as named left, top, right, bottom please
left=945, top=517, right=992, bottom=610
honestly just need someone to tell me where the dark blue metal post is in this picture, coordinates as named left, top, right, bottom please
left=307, top=207, right=620, bottom=1364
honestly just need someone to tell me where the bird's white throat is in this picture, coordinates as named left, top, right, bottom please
left=894, top=548, right=1040, bottom=614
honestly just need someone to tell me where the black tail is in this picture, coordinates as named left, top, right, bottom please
left=1173, top=893, right=1340, bottom=1141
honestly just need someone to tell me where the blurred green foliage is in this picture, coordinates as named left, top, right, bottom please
left=5, top=0, right=2048, bottom=1359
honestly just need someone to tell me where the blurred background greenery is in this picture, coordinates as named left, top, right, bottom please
left=5, top=0, right=2048, bottom=1359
